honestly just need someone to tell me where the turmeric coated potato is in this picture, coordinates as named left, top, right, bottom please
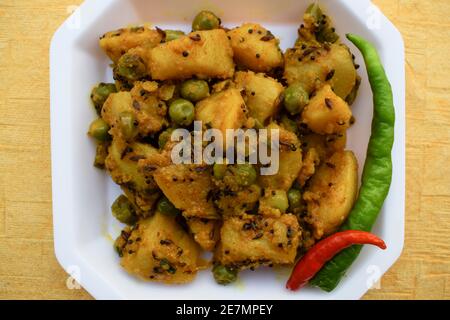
left=195, top=88, right=248, bottom=142
left=228, top=23, right=283, bottom=73
left=105, top=135, right=173, bottom=215
left=259, top=124, right=303, bottom=191
left=213, top=182, right=261, bottom=217
left=106, top=138, right=159, bottom=191
left=258, top=189, right=289, bottom=218
left=327, top=44, right=358, bottom=100
left=153, top=164, right=219, bottom=219
left=234, top=71, right=284, bottom=126
left=148, top=29, right=235, bottom=80
left=187, top=218, right=221, bottom=251
left=301, top=132, right=347, bottom=163
left=105, top=137, right=163, bottom=213
left=215, top=214, right=300, bottom=270
left=284, top=43, right=357, bottom=99
left=100, top=26, right=163, bottom=63
left=118, top=212, right=204, bottom=283
left=102, top=82, right=168, bottom=138
left=297, top=147, right=320, bottom=187
left=301, top=84, right=352, bottom=135
left=303, top=151, right=359, bottom=239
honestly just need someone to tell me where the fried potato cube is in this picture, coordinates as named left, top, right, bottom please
left=118, top=212, right=203, bottom=284
left=148, top=29, right=234, bottom=80
left=153, top=164, right=219, bottom=219
left=301, top=132, right=347, bottom=164
left=301, top=84, right=352, bottom=135
left=215, top=214, right=301, bottom=269
left=214, top=184, right=261, bottom=217
left=105, top=138, right=164, bottom=213
left=234, top=71, right=284, bottom=125
left=303, top=151, right=359, bottom=238
left=129, top=82, right=168, bottom=135
left=297, top=147, right=320, bottom=187
left=259, top=124, right=303, bottom=191
left=121, top=186, right=158, bottom=218
left=186, top=218, right=221, bottom=251
left=327, top=44, right=358, bottom=101
left=228, top=23, right=283, bottom=73
left=100, top=26, right=163, bottom=63
left=195, top=88, right=248, bottom=138
left=284, top=43, right=356, bottom=99
left=101, top=91, right=133, bottom=139
left=102, top=83, right=168, bottom=138
left=258, top=188, right=288, bottom=218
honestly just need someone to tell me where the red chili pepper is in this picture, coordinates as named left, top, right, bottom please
left=286, top=230, right=387, bottom=291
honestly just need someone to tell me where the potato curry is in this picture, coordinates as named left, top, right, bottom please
left=87, top=4, right=360, bottom=285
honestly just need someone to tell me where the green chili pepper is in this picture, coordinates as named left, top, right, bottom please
left=310, top=34, right=395, bottom=292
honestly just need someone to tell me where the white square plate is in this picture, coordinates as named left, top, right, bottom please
left=50, top=0, right=405, bottom=300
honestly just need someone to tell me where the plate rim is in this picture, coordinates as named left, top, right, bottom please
left=50, top=0, right=405, bottom=300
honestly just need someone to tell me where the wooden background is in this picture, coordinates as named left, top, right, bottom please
left=0, top=0, right=449, bottom=300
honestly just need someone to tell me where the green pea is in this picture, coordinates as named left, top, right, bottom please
left=158, top=128, right=175, bottom=149
left=267, top=190, right=289, bottom=213
left=91, top=83, right=117, bottom=115
left=316, top=27, right=339, bottom=43
left=118, top=111, right=138, bottom=140
left=88, top=118, right=110, bottom=142
left=288, top=188, right=303, bottom=209
left=94, top=141, right=109, bottom=169
left=284, top=83, right=310, bottom=115
left=180, top=79, right=210, bottom=102
left=213, top=163, right=228, bottom=180
left=157, top=196, right=181, bottom=216
left=164, top=30, right=185, bottom=42
left=212, top=265, right=238, bottom=285
left=116, top=53, right=147, bottom=82
left=192, top=11, right=221, bottom=31
left=233, top=164, right=257, bottom=187
left=111, top=195, right=138, bottom=225
left=114, top=235, right=125, bottom=257
left=169, top=99, right=195, bottom=126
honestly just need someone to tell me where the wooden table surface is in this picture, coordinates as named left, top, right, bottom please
left=0, top=0, right=449, bottom=300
